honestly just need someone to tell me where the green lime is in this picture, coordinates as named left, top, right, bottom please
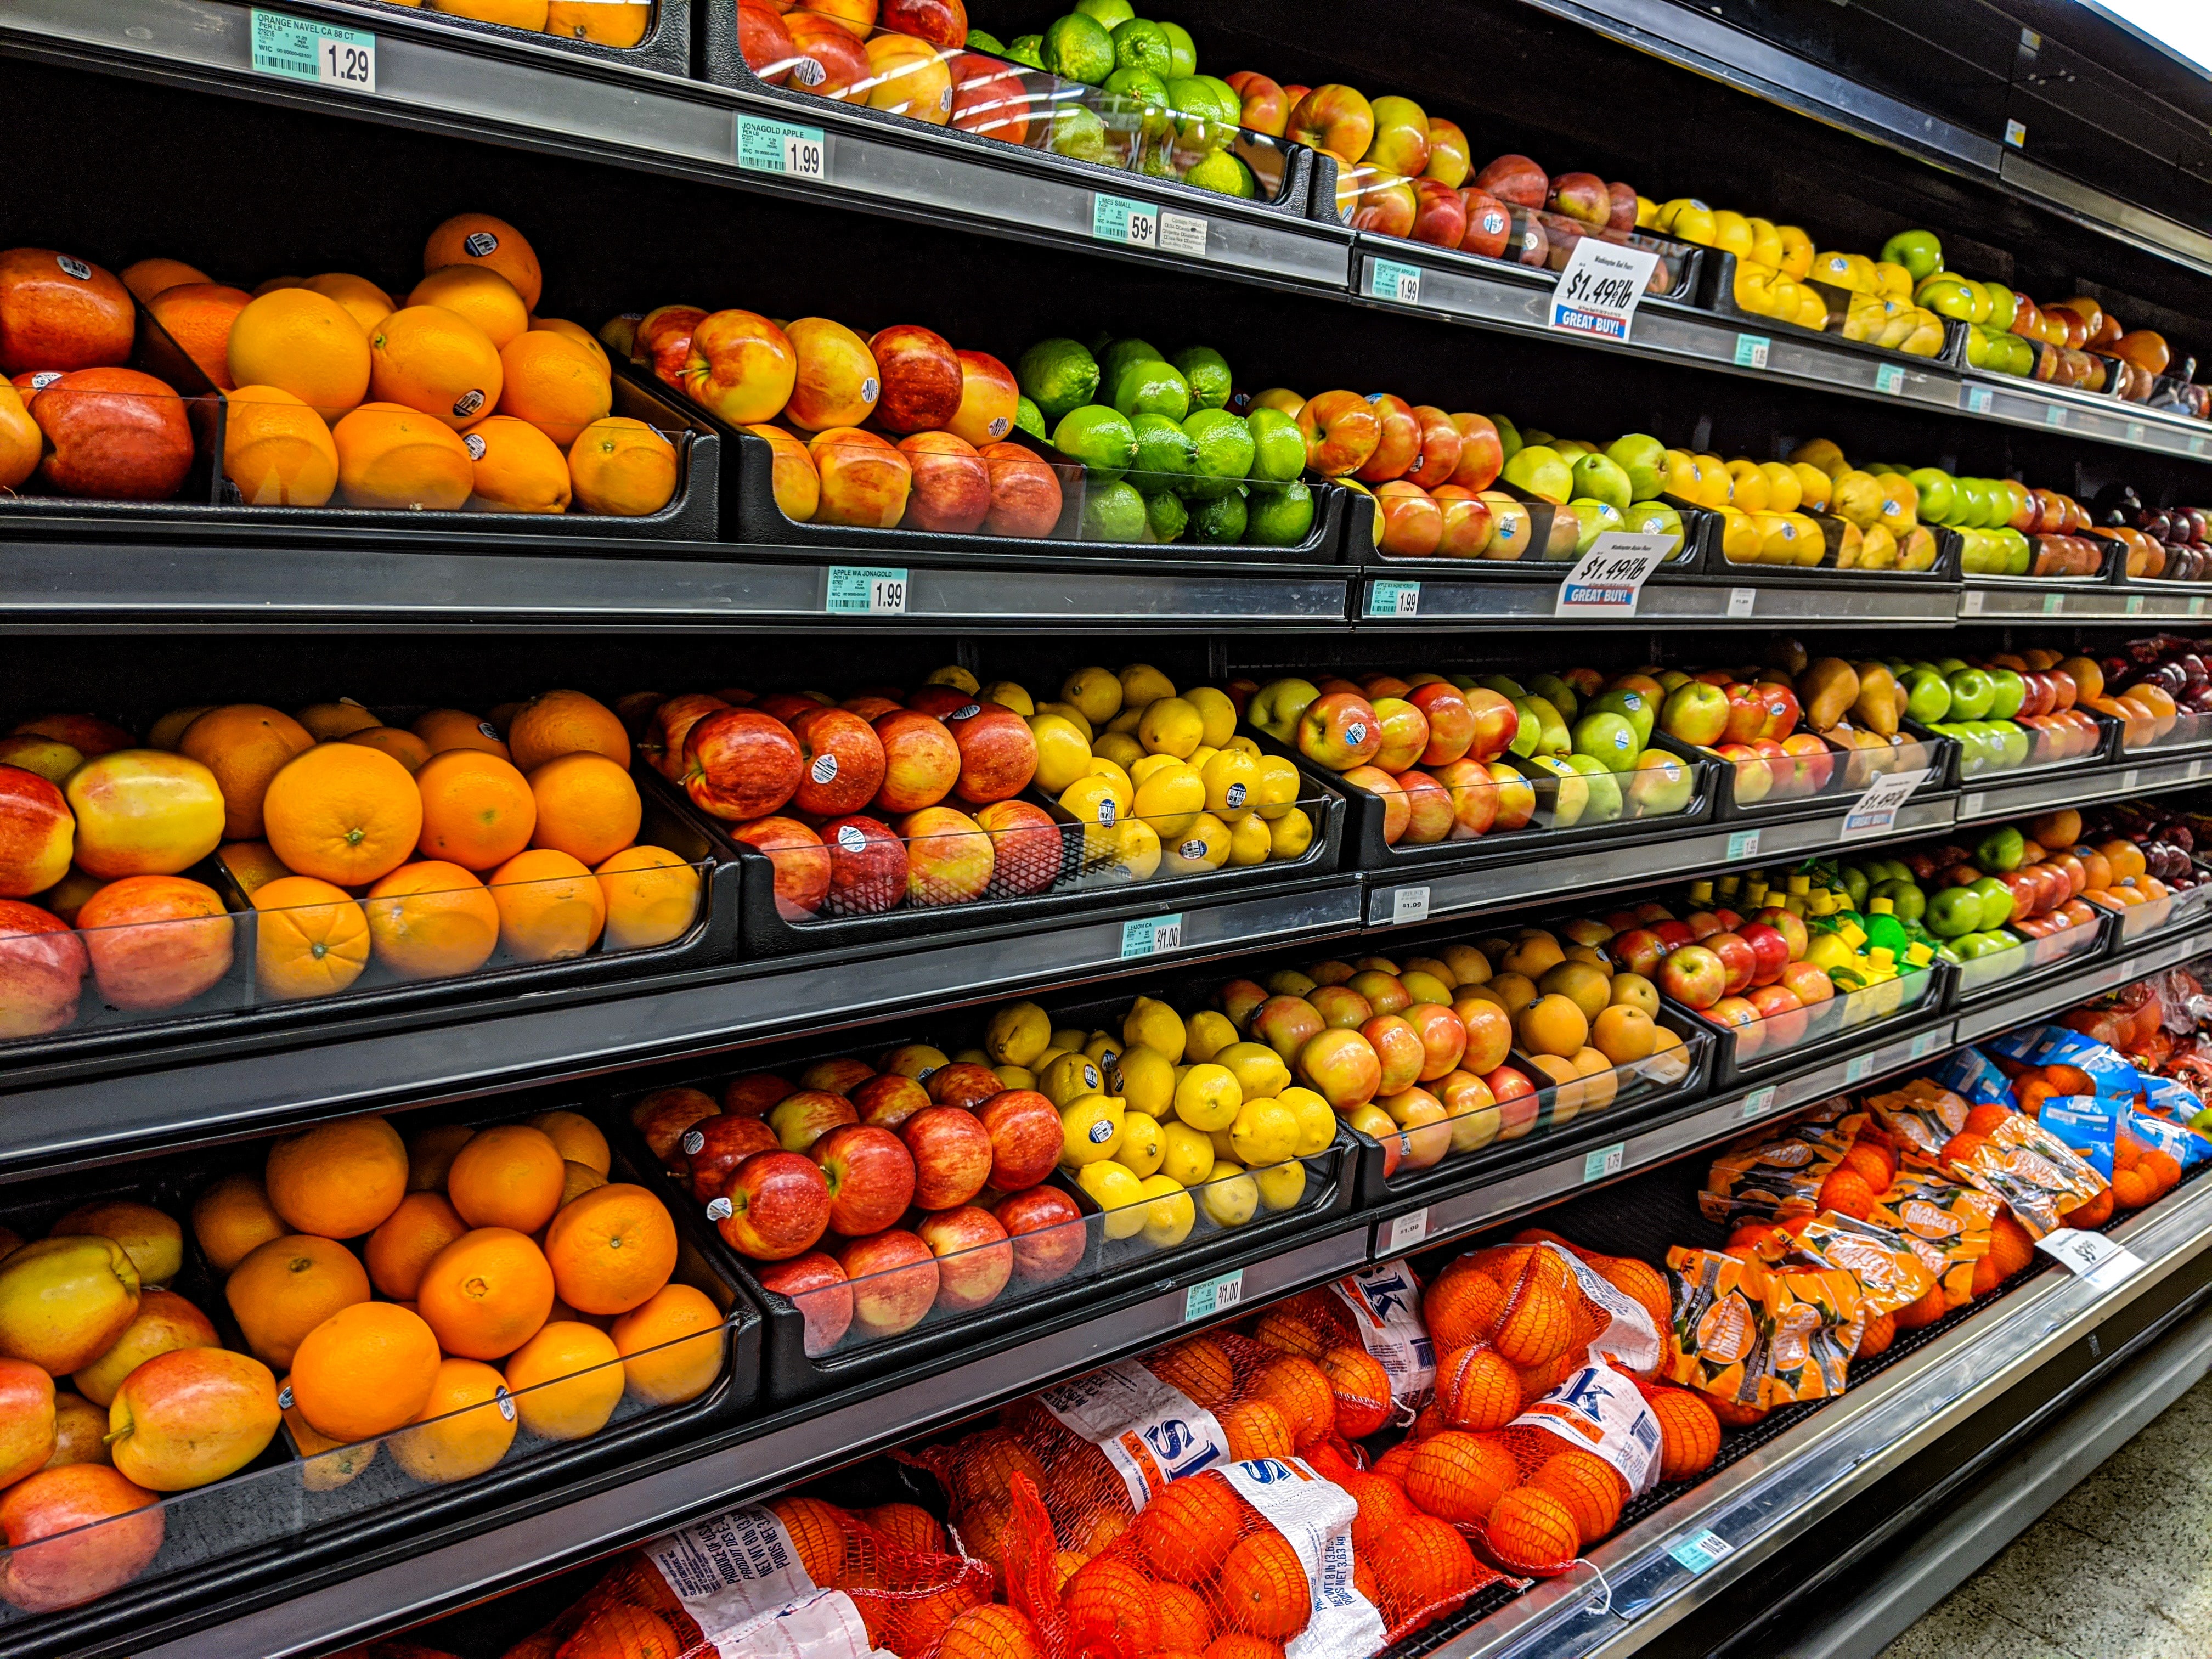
left=1048, top=101, right=1108, bottom=160
left=1244, top=479, right=1314, bottom=545
left=1042, top=12, right=1115, bottom=83
left=1073, top=0, right=1136, bottom=25
left=1130, top=412, right=1196, bottom=485
left=1144, top=489, right=1189, bottom=543
left=1005, top=32, right=1043, bottom=68
left=1110, top=17, right=1171, bottom=76
left=1197, top=75, right=1242, bottom=121
left=1166, top=76, right=1228, bottom=146
left=1158, top=19, right=1194, bottom=77
left=1097, top=338, right=1163, bottom=394
left=1054, top=404, right=1139, bottom=480
left=1018, top=338, right=1101, bottom=422
left=1083, top=478, right=1149, bottom=541
left=1171, top=346, right=1232, bottom=411
left=1183, top=149, right=1254, bottom=196
left=1136, top=140, right=1180, bottom=178
left=1190, top=489, right=1248, bottom=544
left=1014, top=396, right=1047, bottom=441
left=1178, top=408, right=1254, bottom=498
left=1245, top=406, right=1304, bottom=482
left=1113, top=359, right=1190, bottom=420
left=965, top=27, right=1006, bottom=54
left=1102, top=66, right=1169, bottom=109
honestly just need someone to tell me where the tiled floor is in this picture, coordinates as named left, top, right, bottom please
left=1879, top=1371, right=2212, bottom=1658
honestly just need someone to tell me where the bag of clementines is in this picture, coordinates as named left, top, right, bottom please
left=1699, top=1103, right=1869, bottom=1226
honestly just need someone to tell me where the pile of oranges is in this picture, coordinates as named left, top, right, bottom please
left=399, top=0, right=654, bottom=48
left=0, top=687, right=700, bottom=1034
left=127, top=212, right=678, bottom=515
left=200, top=1108, right=724, bottom=1485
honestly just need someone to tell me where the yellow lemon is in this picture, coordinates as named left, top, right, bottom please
left=1060, top=773, right=1121, bottom=828
left=1128, top=752, right=1183, bottom=786
left=1217, top=1042, right=1291, bottom=1101
left=1209, top=1126, right=1239, bottom=1161
left=1200, top=747, right=1261, bottom=821
left=1185, top=685, right=1237, bottom=747
left=1116, top=1045, right=1174, bottom=1116
left=1106, top=707, right=1144, bottom=736
left=1123, top=995, right=1186, bottom=1063
left=1133, top=763, right=1205, bottom=839
left=1254, top=1160, right=1307, bottom=1212
left=1118, top=663, right=1176, bottom=709
left=1184, top=1010, right=1239, bottom=1064
left=1115, top=818, right=1163, bottom=879
left=1724, top=459, right=1769, bottom=512
left=1062, top=665, right=1122, bottom=724
left=1252, top=754, right=1300, bottom=821
left=1040, top=1052, right=1107, bottom=1107
left=980, top=680, right=1033, bottom=715
left=1199, top=1163, right=1257, bottom=1227
left=1138, top=1174, right=1195, bottom=1248
left=1283, top=1086, right=1338, bottom=1156
left=1093, top=731, right=1145, bottom=774
left=1174, top=1063, right=1242, bottom=1132
left=1137, top=697, right=1203, bottom=759
left=993, top=1065, right=1035, bottom=1091
left=1079, top=1163, right=1147, bottom=1238
left=1059, top=1094, right=1125, bottom=1166
left=1159, top=1120, right=1215, bottom=1186
left=1115, top=1110, right=1164, bottom=1177
left=1036, top=701, right=1093, bottom=742
left=1161, top=814, right=1231, bottom=875
left=1027, top=714, right=1093, bottom=792
left=1052, top=1026, right=1086, bottom=1053
left=1228, top=815, right=1272, bottom=867
left=984, top=1000, right=1051, bottom=1067
left=925, top=664, right=979, bottom=692
left=1084, top=1030, right=1122, bottom=1068
left=1266, top=808, right=1314, bottom=861
left=1230, top=1098, right=1300, bottom=1168
left=1187, top=744, right=1218, bottom=772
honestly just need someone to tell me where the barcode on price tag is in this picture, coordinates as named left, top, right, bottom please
left=1875, top=363, right=1905, bottom=396
left=1093, top=193, right=1160, bottom=249
left=1728, top=587, right=1757, bottom=617
left=1368, top=580, right=1420, bottom=618
left=1840, top=767, right=1929, bottom=840
left=736, top=115, right=827, bottom=179
left=1965, top=385, right=1994, bottom=414
left=1734, top=334, right=1770, bottom=369
left=1385, top=1209, right=1430, bottom=1252
left=251, top=11, right=376, bottom=89
left=1370, top=259, right=1422, bottom=304
left=1726, top=828, right=1760, bottom=860
left=1554, top=532, right=1672, bottom=618
left=1669, top=1531, right=1734, bottom=1574
left=2046, top=405, right=2067, bottom=429
left=1582, top=1143, right=1625, bottom=1183
left=2036, top=1227, right=2143, bottom=1290
left=825, top=566, right=906, bottom=614
left=1184, top=1269, right=1244, bottom=1321
left=1739, top=1086, right=1778, bottom=1120
left=1844, top=1053, right=1872, bottom=1085
left=2044, top=591, right=2066, bottom=615
left=1119, top=915, right=1183, bottom=958
left=1547, top=238, right=1662, bottom=342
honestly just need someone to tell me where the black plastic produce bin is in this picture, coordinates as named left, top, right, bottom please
left=1943, top=904, right=2114, bottom=1011
left=1664, top=958, right=1949, bottom=1090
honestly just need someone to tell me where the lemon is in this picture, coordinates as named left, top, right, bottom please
left=1052, top=1026, right=1086, bottom=1053
left=1036, top=700, right=1093, bottom=742
left=1093, top=731, right=1146, bottom=773
left=1060, top=773, right=1122, bottom=829
left=985, top=1000, right=1052, bottom=1067
left=980, top=680, right=1033, bottom=715
left=1114, top=1109, right=1165, bottom=1176
left=1128, top=752, right=1183, bottom=786
left=1080, top=1162, right=1148, bottom=1238
left=1283, top=1086, right=1338, bottom=1156
left=953, top=1048, right=989, bottom=1064
left=1028, top=713, right=1093, bottom=792
left=1217, top=1041, right=1291, bottom=1101
left=1115, top=818, right=1163, bottom=879
left=1254, top=1160, right=1307, bottom=1213
left=1230, top=1097, right=1300, bottom=1167
left=1119, top=663, right=1176, bottom=709
left=1200, top=747, right=1260, bottom=821
left=1159, top=1119, right=1216, bottom=1186
left=1227, top=815, right=1272, bottom=867
left=1267, top=807, right=1314, bottom=861
left=1033, top=1047, right=1069, bottom=1073
left=1124, top=995, right=1186, bottom=1063
left=1087, top=757, right=1135, bottom=809
left=1138, top=696, right=1203, bottom=759
left=993, top=1065, right=1035, bottom=1091
left=1187, top=745, right=1218, bottom=772
left=1184, top=685, right=1237, bottom=748
left=1117, top=1044, right=1174, bottom=1116
left=1138, top=1174, right=1195, bottom=1248
left=1059, top=1093, right=1125, bottom=1165
left=1225, top=734, right=1261, bottom=757
left=1084, top=1031, right=1123, bottom=1068
left=1062, top=665, right=1122, bottom=724
left=1199, top=1162, right=1257, bottom=1227
left=924, top=664, right=980, bottom=693
left=1106, top=706, right=1144, bottom=736
left=1040, top=1052, right=1106, bottom=1106
left=1252, top=754, right=1300, bottom=820
left=1161, top=814, right=1232, bottom=874
left=1133, top=763, right=1205, bottom=838
left=1175, top=1062, right=1242, bottom=1131
left=1208, top=1126, right=1239, bottom=1160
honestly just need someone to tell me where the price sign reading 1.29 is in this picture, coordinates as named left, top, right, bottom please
left=1548, top=238, right=1663, bottom=343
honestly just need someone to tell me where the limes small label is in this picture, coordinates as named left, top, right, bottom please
left=1093, top=193, right=1161, bottom=249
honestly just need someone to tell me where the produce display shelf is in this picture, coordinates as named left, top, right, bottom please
left=1953, top=749, right=2212, bottom=828
left=0, top=540, right=1357, bottom=631
left=1963, top=580, right=2212, bottom=623
left=0, top=0, right=1357, bottom=296
left=0, top=875, right=1364, bottom=1178
left=1353, top=572, right=1960, bottom=629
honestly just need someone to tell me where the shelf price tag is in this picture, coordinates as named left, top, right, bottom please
left=1368, top=580, right=1420, bottom=618
left=1582, top=1143, right=1626, bottom=1183
left=2045, top=404, right=2067, bottom=430
left=1960, top=793, right=1985, bottom=820
left=1875, top=363, right=1905, bottom=396
left=2128, top=421, right=2147, bottom=444
left=250, top=11, right=376, bottom=89
left=1370, top=259, right=1422, bottom=304
left=2121, top=769, right=2140, bottom=792
left=1669, top=1530, right=1735, bottom=1575
left=1119, top=914, right=1184, bottom=959
left=2042, top=591, right=2065, bottom=615
left=1964, top=385, right=1994, bottom=414
left=1547, top=238, right=1662, bottom=343
left=825, top=565, right=907, bottom=614
left=1390, top=887, right=1430, bottom=926
left=2192, top=597, right=2207, bottom=618
left=2127, top=595, right=2146, bottom=616
left=2190, top=436, right=2208, bottom=458
left=1733, top=334, right=1769, bottom=370
left=1554, top=532, right=1672, bottom=618
left=736, top=115, right=826, bottom=179
left=1841, top=767, right=1931, bottom=840
left=1909, top=1029, right=1944, bottom=1061
left=2036, top=1227, right=2142, bottom=1290
left=1093, top=193, right=1161, bottom=249
left=1184, top=1269, right=1244, bottom=1321
left=1962, top=589, right=1985, bottom=615
left=1727, top=587, right=1757, bottom=617
left=1726, top=828, right=1760, bottom=860
left=1738, top=1086, right=1778, bottom=1121
left=1384, top=1209, right=1430, bottom=1253
left=1844, top=1053, right=1873, bottom=1085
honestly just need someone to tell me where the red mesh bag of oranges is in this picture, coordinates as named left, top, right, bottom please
left=1700, top=1103, right=1868, bottom=1227
left=1238, top=1265, right=1440, bottom=1431
left=538, top=1494, right=992, bottom=1659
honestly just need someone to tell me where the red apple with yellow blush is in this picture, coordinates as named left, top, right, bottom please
left=979, top=441, right=1062, bottom=537
left=1472, top=154, right=1547, bottom=208
left=808, top=427, right=910, bottom=527
left=946, top=350, right=1018, bottom=449
left=1356, top=394, right=1420, bottom=482
left=867, top=324, right=962, bottom=434
left=898, top=431, right=991, bottom=533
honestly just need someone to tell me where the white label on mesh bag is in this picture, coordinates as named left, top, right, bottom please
left=1550, top=1243, right=1662, bottom=1375
left=1215, top=1458, right=1389, bottom=1659
left=709, top=1589, right=883, bottom=1659
left=1510, top=1359, right=1663, bottom=1497
left=646, top=1506, right=822, bottom=1640
left=1329, top=1261, right=1436, bottom=1413
left=1041, top=1360, right=1231, bottom=1509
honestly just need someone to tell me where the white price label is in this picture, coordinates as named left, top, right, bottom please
left=1385, top=1209, right=1430, bottom=1252
left=2122, top=769, right=2140, bottom=792
left=1183, top=1269, right=1244, bottom=1321
left=1548, top=238, right=1662, bottom=342
left=1876, top=363, right=1905, bottom=396
left=1739, top=1086, right=1778, bottom=1120
left=1368, top=580, right=1420, bottom=618
left=1582, top=1142, right=1626, bottom=1183
left=1727, top=587, right=1757, bottom=617
left=1093, top=193, right=1160, bottom=249
left=1965, top=385, right=1994, bottom=414
left=736, top=115, right=826, bottom=179
left=1726, top=828, right=1760, bottom=860
left=1370, top=259, right=1421, bottom=304
left=1119, top=914, right=1183, bottom=958
left=1159, top=212, right=1209, bottom=257
left=1962, top=589, right=1985, bottom=615
left=1733, top=334, right=1770, bottom=370
left=2036, top=1227, right=2143, bottom=1290
left=1554, top=532, right=1673, bottom=618
left=1910, top=1030, right=1943, bottom=1060
left=1960, top=792, right=1985, bottom=820
left=251, top=11, right=376, bottom=89
left=1840, top=766, right=1929, bottom=840
left=825, top=565, right=906, bottom=614
left=1669, top=1530, right=1735, bottom=1573
left=1391, top=887, right=1430, bottom=926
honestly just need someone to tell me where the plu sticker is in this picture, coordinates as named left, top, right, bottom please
left=464, top=230, right=500, bottom=257
left=453, top=388, right=486, bottom=419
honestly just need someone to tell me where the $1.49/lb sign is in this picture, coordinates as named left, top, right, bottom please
left=1839, top=767, right=1930, bottom=840
left=1554, top=533, right=1674, bottom=618
left=1548, top=238, right=1663, bottom=343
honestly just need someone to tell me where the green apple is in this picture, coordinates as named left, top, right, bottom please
left=1914, top=273, right=1980, bottom=321
left=1984, top=668, right=2024, bottom=720
left=1909, top=467, right=1956, bottom=524
left=1246, top=677, right=1318, bottom=741
left=1527, top=673, right=1579, bottom=721
left=1946, top=668, right=1995, bottom=720
left=1526, top=754, right=1587, bottom=827
left=1967, top=876, right=2013, bottom=927
left=1569, top=499, right=1623, bottom=554
left=1492, top=415, right=1522, bottom=464
left=1881, top=229, right=1944, bottom=281
left=1565, top=754, right=1624, bottom=821
left=1606, top=433, right=1669, bottom=502
left=1903, top=669, right=1951, bottom=723
left=1974, top=825, right=2024, bottom=871
left=1993, top=723, right=2030, bottom=767
left=1571, top=453, right=1634, bottom=513
left=1502, top=444, right=1573, bottom=505
left=1925, top=885, right=1981, bottom=938
left=1994, top=528, right=2031, bottom=574
left=1588, top=687, right=1655, bottom=747
left=1570, top=712, right=1639, bottom=774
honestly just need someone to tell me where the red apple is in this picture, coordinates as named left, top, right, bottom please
left=943, top=701, right=1037, bottom=804
left=1374, top=480, right=1442, bottom=556
left=1349, top=177, right=1418, bottom=240
left=757, top=1250, right=851, bottom=1355
left=30, top=369, right=193, bottom=501
left=1606, top=928, right=1664, bottom=978
left=898, top=431, right=992, bottom=533
left=1397, top=769, right=1454, bottom=845
left=1684, top=910, right=1723, bottom=941
left=1472, top=154, right=1547, bottom=208
left=1408, top=179, right=1468, bottom=249
left=685, top=1113, right=779, bottom=1203
left=1483, top=1064, right=1539, bottom=1139
left=1297, top=1026, right=1384, bottom=1111
left=1424, top=117, right=1470, bottom=187
left=1756, top=684, right=1803, bottom=740
left=917, top=1206, right=1013, bottom=1312
left=1428, top=758, right=1497, bottom=839
left=736, top=0, right=798, bottom=81
left=1739, top=922, right=1791, bottom=986
left=1702, top=932, right=1756, bottom=995
left=979, top=441, right=1063, bottom=538
left=820, top=813, right=907, bottom=913
left=1286, top=84, right=1377, bottom=165
left=871, top=709, right=961, bottom=813
left=767, top=1090, right=859, bottom=1154
left=902, top=1105, right=993, bottom=1210
left=1297, top=691, right=1385, bottom=771
left=1226, top=70, right=1289, bottom=137
left=838, top=1228, right=939, bottom=1338
left=1251, top=994, right=1326, bottom=1060
left=1296, top=389, right=1381, bottom=477
left=0, top=1463, right=163, bottom=1613
left=752, top=691, right=827, bottom=726
left=949, top=52, right=1028, bottom=141
left=945, top=351, right=1018, bottom=452
left=975, top=799, right=1061, bottom=896
left=975, top=1089, right=1061, bottom=1190
left=810, top=1123, right=917, bottom=1236
left=853, top=1072, right=932, bottom=1130
left=1779, top=961, right=1833, bottom=1007
left=786, top=707, right=887, bottom=819
left=715, top=1149, right=832, bottom=1260
left=780, top=13, right=870, bottom=96
left=1714, top=743, right=1771, bottom=803
left=684, top=707, right=802, bottom=821
left=1357, top=394, right=1421, bottom=483
left=634, top=1087, right=720, bottom=1165
left=1310, top=985, right=1373, bottom=1031
left=681, top=309, right=798, bottom=425
left=1405, top=406, right=1463, bottom=490
left=1650, top=919, right=1696, bottom=953
left=1361, top=1013, right=1425, bottom=1095
left=1457, top=190, right=1514, bottom=258
left=923, top=1062, right=1001, bottom=1109
left=898, top=805, right=993, bottom=905
left=994, top=1187, right=1085, bottom=1283
left=735, top=815, right=831, bottom=919
left=1778, top=733, right=1833, bottom=793
left=1218, top=979, right=1268, bottom=1030
left=0, top=768, right=72, bottom=899
left=907, top=686, right=977, bottom=719
left=1745, top=984, right=1807, bottom=1048
left=1340, top=765, right=1408, bottom=844
left=0, top=250, right=134, bottom=376
left=808, top=426, right=910, bottom=528
left=1346, top=1103, right=1407, bottom=1177
left=797, top=1053, right=874, bottom=1095
left=0, top=901, right=86, bottom=1039
left=1404, top=1001, right=1468, bottom=1081
left=1756, top=907, right=1809, bottom=961
left=1658, top=943, right=1726, bottom=1010
left=1448, top=415, right=1504, bottom=492
left=1707, top=996, right=1763, bottom=1058
left=879, top=0, right=964, bottom=50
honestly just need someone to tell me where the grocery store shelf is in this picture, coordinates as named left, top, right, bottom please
left=0, top=876, right=1363, bottom=1176
left=1953, top=750, right=2211, bottom=830
left=0, top=0, right=1355, bottom=295
left=1354, top=572, right=1958, bottom=630
left=1951, top=915, right=2212, bottom=1043
left=0, top=541, right=1355, bottom=631
left=126, top=1222, right=1370, bottom=1659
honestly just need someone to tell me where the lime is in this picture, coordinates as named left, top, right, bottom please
left=1018, top=338, right=1101, bottom=422
left=1048, top=101, right=1108, bottom=160
left=1073, top=0, right=1136, bottom=25
left=1005, top=33, right=1043, bottom=68
left=1244, top=479, right=1314, bottom=545
left=1183, top=149, right=1254, bottom=197
left=1114, top=359, right=1191, bottom=420
left=1167, top=76, right=1228, bottom=146
left=1084, top=478, right=1149, bottom=541
left=1014, top=395, right=1047, bottom=441
left=1172, top=346, right=1232, bottom=411
left=1179, top=408, right=1254, bottom=498
left=1136, top=140, right=1181, bottom=179
left=1110, top=16, right=1171, bottom=75
left=1197, top=75, right=1242, bottom=121
left=965, top=27, right=1006, bottom=54
left=1102, top=66, right=1170, bottom=112
left=1245, top=406, right=1304, bottom=482
left=1130, top=412, right=1196, bottom=486
left=1144, top=489, right=1189, bottom=543
left=1159, top=18, right=1194, bottom=76
left=1098, top=337, right=1164, bottom=394
left=1190, top=490, right=1248, bottom=544
left=1054, top=404, right=1139, bottom=480
left=1042, top=13, right=1115, bottom=83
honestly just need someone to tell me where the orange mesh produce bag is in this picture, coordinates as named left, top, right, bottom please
left=1239, top=1264, right=1439, bottom=1430
left=1700, top=1101, right=1867, bottom=1225
left=545, top=1497, right=992, bottom=1659
left=1945, top=1113, right=2107, bottom=1237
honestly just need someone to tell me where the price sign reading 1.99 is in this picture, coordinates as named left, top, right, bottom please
left=1548, top=238, right=1663, bottom=343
